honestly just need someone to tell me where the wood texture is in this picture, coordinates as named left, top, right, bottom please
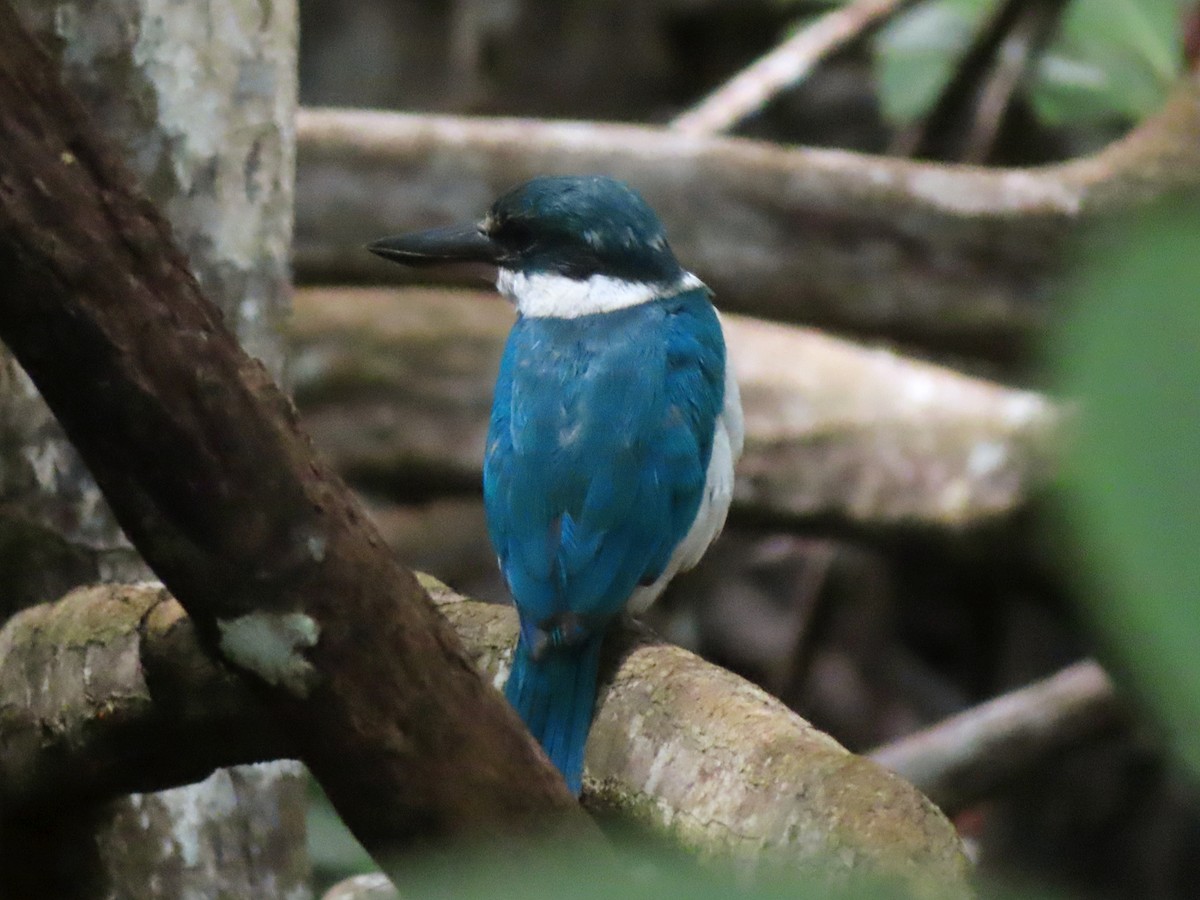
left=0, top=580, right=973, bottom=895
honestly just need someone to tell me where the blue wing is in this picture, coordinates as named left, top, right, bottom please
left=484, top=289, right=725, bottom=637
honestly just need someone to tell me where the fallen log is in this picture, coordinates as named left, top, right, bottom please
left=290, top=287, right=1060, bottom=529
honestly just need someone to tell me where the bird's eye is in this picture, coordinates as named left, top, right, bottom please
left=495, top=219, right=537, bottom=256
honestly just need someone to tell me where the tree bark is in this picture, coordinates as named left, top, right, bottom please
left=0, top=0, right=582, bottom=885
left=0, top=584, right=285, bottom=817
left=2, top=0, right=307, bottom=896
left=293, top=70, right=1200, bottom=358
left=0, top=580, right=973, bottom=896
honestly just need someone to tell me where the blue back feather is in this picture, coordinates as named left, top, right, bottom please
left=485, top=288, right=725, bottom=625
left=486, top=287, right=725, bottom=792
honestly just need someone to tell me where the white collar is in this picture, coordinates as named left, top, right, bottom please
left=496, top=269, right=706, bottom=319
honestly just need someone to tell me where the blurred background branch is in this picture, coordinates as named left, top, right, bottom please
left=295, top=69, right=1200, bottom=362
left=671, top=0, right=919, bottom=136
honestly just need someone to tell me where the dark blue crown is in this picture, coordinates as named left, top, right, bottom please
left=485, top=176, right=683, bottom=283
left=368, top=175, right=684, bottom=285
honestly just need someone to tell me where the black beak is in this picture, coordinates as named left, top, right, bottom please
left=367, top=223, right=501, bottom=267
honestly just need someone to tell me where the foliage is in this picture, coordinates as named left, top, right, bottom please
left=1053, top=194, right=1200, bottom=778
left=1032, top=0, right=1186, bottom=124
left=308, top=779, right=374, bottom=892
left=802, top=0, right=1188, bottom=127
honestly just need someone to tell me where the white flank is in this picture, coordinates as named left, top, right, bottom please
left=217, top=611, right=320, bottom=698
left=497, top=269, right=706, bottom=318
left=628, top=357, right=744, bottom=614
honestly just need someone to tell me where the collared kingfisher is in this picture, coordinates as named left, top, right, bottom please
left=369, top=175, right=743, bottom=796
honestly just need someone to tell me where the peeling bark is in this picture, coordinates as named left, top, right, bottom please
left=0, top=0, right=581, bottom=880
left=290, top=287, right=1059, bottom=529
left=294, top=71, right=1200, bottom=356
left=0, top=580, right=973, bottom=896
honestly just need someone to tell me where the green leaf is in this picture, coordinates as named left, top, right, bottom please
left=1053, top=195, right=1200, bottom=777
left=1031, top=0, right=1186, bottom=125
left=869, top=0, right=1185, bottom=129
left=872, top=0, right=993, bottom=125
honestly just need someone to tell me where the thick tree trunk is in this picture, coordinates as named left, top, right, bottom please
left=0, top=4, right=583, bottom=894
left=1, top=1, right=304, bottom=896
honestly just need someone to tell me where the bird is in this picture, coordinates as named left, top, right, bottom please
left=368, top=175, right=743, bottom=796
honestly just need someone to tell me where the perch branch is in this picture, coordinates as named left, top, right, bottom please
left=0, top=0, right=582, bottom=868
left=0, top=584, right=285, bottom=816
left=294, top=69, right=1200, bottom=355
left=670, top=0, right=917, bottom=136
left=869, top=660, right=1125, bottom=814
left=0, top=580, right=971, bottom=893
left=289, top=287, right=1059, bottom=529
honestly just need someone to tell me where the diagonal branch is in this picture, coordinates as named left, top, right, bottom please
left=891, top=0, right=1071, bottom=162
left=0, top=0, right=582, bottom=869
left=671, top=0, right=918, bottom=136
left=869, top=660, right=1125, bottom=813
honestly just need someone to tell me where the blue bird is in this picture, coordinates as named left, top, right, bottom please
left=369, top=175, right=743, bottom=795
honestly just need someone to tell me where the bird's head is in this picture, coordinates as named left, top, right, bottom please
left=369, top=175, right=698, bottom=318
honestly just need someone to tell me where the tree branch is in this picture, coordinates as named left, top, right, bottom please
left=869, top=660, right=1125, bottom=814
left=294, top=70, right=1200, bottom=356
left=0, top=0, right=581, bottom=868
left=670, top=0, right=917, bottom=136
left=890, top=0, right=1070, bottom=161
left=0, top=584, right=284, bottom=817
left=0, top=581, right=971, bottom=893
left=290, top=287, right=1059, bottom=529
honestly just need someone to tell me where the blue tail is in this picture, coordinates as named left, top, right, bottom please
left=505, top=631, right=604, bottom=795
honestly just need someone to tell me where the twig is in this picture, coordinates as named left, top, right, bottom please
left=868, top=660, right=1125, bottom=814
left=891, top=0, right=1070, bottom=161
left=960, top=0, right=1069, bottom=163
left=778, top=540, right=840, bottom=701
left=670, top=0, right=918, bottom=136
